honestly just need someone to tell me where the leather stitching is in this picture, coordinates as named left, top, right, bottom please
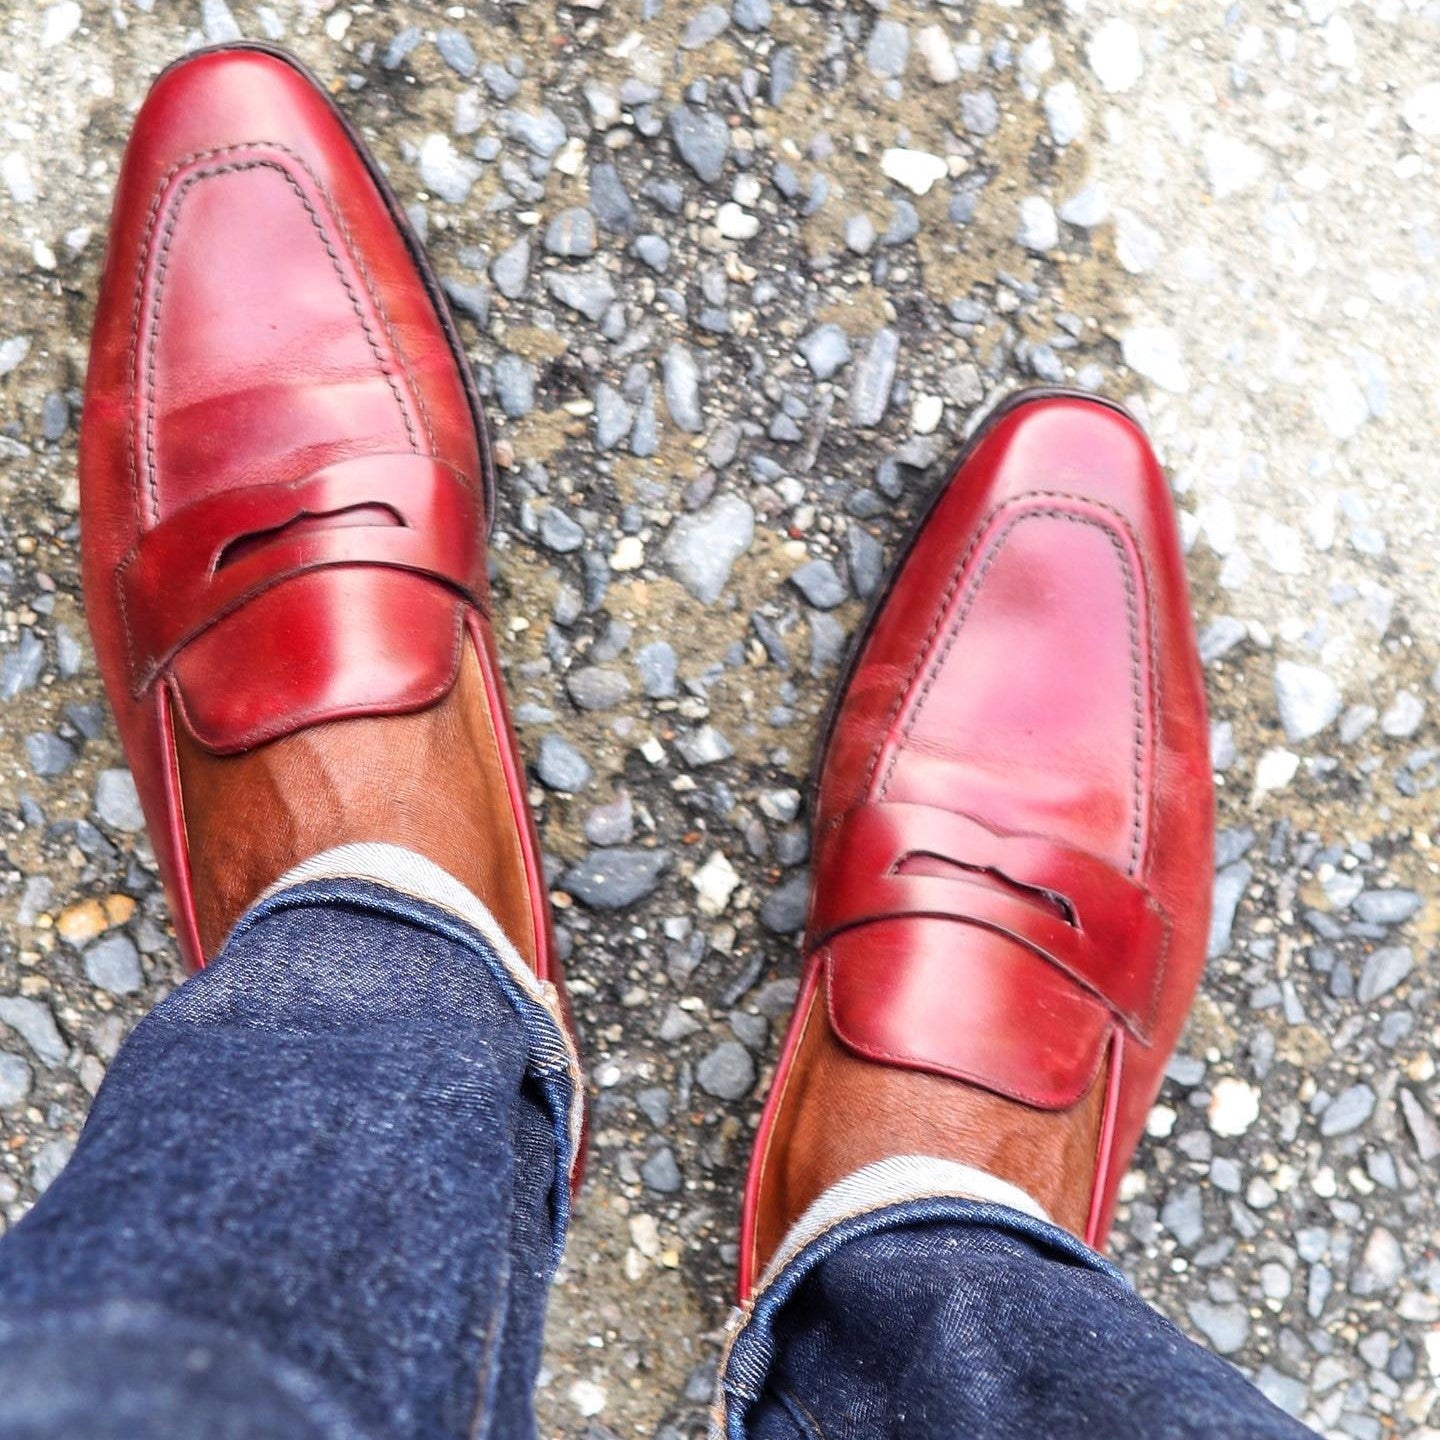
left=871, top=493, right=1151, bottom=878
left=258, top=139, right=439, bottom=456
left=237, top=141, right=440, bottom=456
left=135, top=142, right=426, bottom=525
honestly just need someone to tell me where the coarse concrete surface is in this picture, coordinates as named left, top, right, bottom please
left=0, top=1, right=1438, bottom=1436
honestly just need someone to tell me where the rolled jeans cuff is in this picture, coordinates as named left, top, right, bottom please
left=254, top=841, right=584, bottom=1187
left=711, top=1158, right=1123, bottom=1440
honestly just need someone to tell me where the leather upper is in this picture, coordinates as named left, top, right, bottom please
left=80, top=48, right=545, bottom=976
left=740, top=394, right=1215, bottom=1294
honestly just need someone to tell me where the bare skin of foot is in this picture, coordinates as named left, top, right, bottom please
left=175, top=646, right=539, bottom=964
left=752, top=993, right=1106, bottom=1268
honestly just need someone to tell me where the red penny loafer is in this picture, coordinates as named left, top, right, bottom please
left=740, top=391, right=1214, bottom=1294
left=79, top=46, right=557, bottom=998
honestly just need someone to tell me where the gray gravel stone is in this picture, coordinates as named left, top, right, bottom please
left=1016, top=196, right=1059, bottom=252
left=733, top=0, right=771, bottom=32
left=1320, top=1084, right=1376, bottom=1137
left=492, top=354, right=536, bottom=418
left=867, top=19, right=910, bottom=78
left=2, top=629, right=45, bottom=698
left=630, top=387, right=659, bottom=457
left=663, top=494, right=754, bottom=603
left=668, top=106, right=730, bottom=183
left=1356, top=946, right=1413, bottom=1003
left=441, top=278, right=489, bottom=329
left=1274, top=660, right=1341, bottom=742
left=636, top=641, right=679, bottom=699
left=201, top=0, right=242, bottom=42
left=40, top=390, right=68, bottom=441
left=632, top=234, right=671, bottom=273
left=25, top=731, right=76, bottom=777
left=490, top=239, right=531, bottom=300
left=84, top=934, right=143, bottom=996
left=1045, top=81, right=1087, bottom=146
left=537, top=734, right=593, bottom=793
left=1380, top=689, right=1425, bottom=737
left=0, top=1051, right=32, bottom=1107
left=32, top=1137, right=74, bottom=1193
left=547, top=270, right=617, bottom=321
left=1188, top=1300, right=1250, bottom=1355
left=845, top=526, right=885, bottom=598
left=1355, top=1226, right=1405, bottom=1292
left=789, top=559, right=847, bottom=610
left=848, top=329, right=899, bottom=427
left=561, top=848, right=672, bottom=909
left=545, top=207, right=597, bottom=258
left=540, top=505, right=586, bottom=554
left=584, top=790, right=634, bottom=846
left=962, top=89, right=1001, bottom=136
left=675, top=726, right=734, bottom=766
left=382, top=26, right=423, bottom=70
left=1162, top=1184, right=1204, bottom=1246
left=1208, top=861, right=1251, bottom=958
left=810, top=613, right=847, bottom=676
left=480, top=62, right=519, bottom=101
left=0, top=996, right=66, bottom=1066
left=593, top=384, right=634, bottom=451
left=589, top=163, right=636, bottom=232
left=799, top=323, right=852, bottom=380
left=566, top=667, right=631, bottom=712
left=95, top=769, right=144, bottom=832
left=1199, top=616, right=1247, bottom=664
left=435, top=28, right=478, bottom=77
left=640, top=1144, right=683, bottom=1192
left=662, top=344, right=703, bottom=432
left=843, top=213, right=877, bottom=254
left=696, top=1040, right=756, bottom=1100
left=681, top=4, right=729, bottom=48
left=1353, top=890, right=1421, bottom=925
left=418, top=134, right=482, bottom=204
left=760, top=872, right=809, bottom=934
left=502, top=107, right=567, bottom=158
left=636, top=1088, right=668, bottom=1134
left=1399, top=1089, right=1440, bottom=1162
left=770, top=45, right=799, bottom=106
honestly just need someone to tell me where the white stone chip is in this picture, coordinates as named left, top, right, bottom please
left=1403, top=82, right=1440, bottom=137
left=1203, top=133, right=1266, bottom=199
left=880, top=148, right=947, bottom=196
left=915, top=25, right=959, bottom=85
left=1253, top=747, right=1300, bottom=794
left=911, top=394, right=944, bottom=435
left=1113, top=209, right=1162, bottom=274
left=1209, top=1077, right=1262, bottom=1137
left=40, top=2, right=82, bottom=47
left=716, top=202, right=760, bottom=240
left=1121, top=323, right=1189, bottom=394
left=1087, top=19, right=1143, bottom=93
left=1016, top=196, right=1059, bottom=253
left=1044, top=81, right=1086, bottom=147
left=692, top=851, right=740, bottom=916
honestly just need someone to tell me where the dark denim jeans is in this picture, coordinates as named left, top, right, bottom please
left=0, top=877, right=1316, bottom=1439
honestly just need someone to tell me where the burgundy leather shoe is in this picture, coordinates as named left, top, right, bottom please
left=80, top=46, right=560, bottom=1003
left=739, top=391, right=1214, bottom=1295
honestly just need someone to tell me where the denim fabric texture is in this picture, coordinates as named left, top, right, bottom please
left=0, top=877, right=576, bottom=1440
left=0, top=876, right=1319, bottom=1440
left=718, top=1195, right=1319, bottom=1440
